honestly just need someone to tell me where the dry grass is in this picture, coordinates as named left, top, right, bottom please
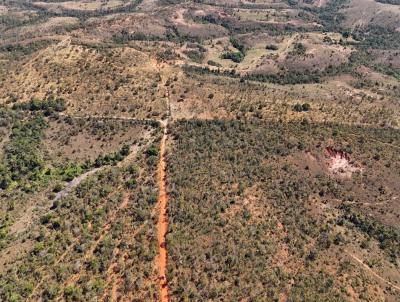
left=341, top=0, right=400, bottom=30
left=167, top=71, right=399, bottom=127
left=43, top=117, right=155, bottom=165
left=0, top=0, right=399, bottom=301
left=33, top=0, right=128, bottom=12
left=0, top=39, right=168, bottom=119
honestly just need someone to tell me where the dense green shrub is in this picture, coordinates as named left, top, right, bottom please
left=375, top=0, right=400, bottom=4
left=145, top=147, right=158, bottom=157
left=0, top=115, right=47, bottom=190
left=221, top=51, right=245, bottom=63
left=266, top=44, right=279, bottom=50
left=13, top=99, right=66, bottom=116
left=293, top=103, right=311, bottom=112
left=183, top=49, right=205, bottom=63
left=94, top=144, right=130, bottom=167
left=229, top=37, right=246, bottom=54
left=289, top=42, right=306, bottom=56
left=344, top=211, right=399, bottom=258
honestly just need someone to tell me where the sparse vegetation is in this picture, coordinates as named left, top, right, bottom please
left=167, top=120, right=400, bottom=301
left=0, top=0, right=399, bottom=301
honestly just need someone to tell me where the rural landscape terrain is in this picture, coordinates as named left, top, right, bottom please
left=0, top=0, right=399, bottom=301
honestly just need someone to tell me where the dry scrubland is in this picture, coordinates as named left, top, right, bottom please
left=0, top=41, right=167, bottom=120
left=0, top=0, right=399, bottom=301
left=168, top=72, right=399, bottom=127
left=0, top=105, right=163, bottom=300
left=167, top=120, right=400, bottom=301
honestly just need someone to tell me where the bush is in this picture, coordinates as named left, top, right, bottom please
left=266, top=44, right=279, bottom=50
left=221, top=51, right=245, bottom=63
left=302, top=103, right=311, bottom=111
left=43, top=284, right=59, bottom=300
left=290, top=43, right=306, bottom=56
left=145, top=147, right=159, bottom=157
left=120, top=144, right=130, bottom=156
left=33, top=242, right=45, bottom=255
left=293, top=104, right=303, bottom=112
left=0, top=115, right=47, bottom=189
left=293, top=103, right=311, bottom=112
left=183, top=49, right=205, bottom=63
left=13, top=99, right=66, bottom=115
left=207, top=60, right=222, bottom=67
left=53, top=183, right=63, bottom=193
left=64, top=285, right=83, bottom=301
left=230, top=37, right=246, bottom=54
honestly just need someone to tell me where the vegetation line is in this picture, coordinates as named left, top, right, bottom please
left=103, top=220, right=151, bottom=301
left=58, top=113, right=159, bottom=125
left=54, top=167, right=104, bottom=201
left=52, top=193, right=131, bottom=302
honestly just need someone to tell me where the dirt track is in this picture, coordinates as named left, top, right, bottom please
left=157, top=125, right=169, bottom=302
left=153, top=57, right=171, bottom=302
left=345, top=250, right=400, bottom=292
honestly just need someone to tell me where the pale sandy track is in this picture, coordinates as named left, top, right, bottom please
left=345, top=250, right=400, bottom=292
left=54, top=167, right=103, bottom=201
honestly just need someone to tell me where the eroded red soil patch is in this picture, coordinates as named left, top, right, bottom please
left=326, top=147, right=361, bottom=178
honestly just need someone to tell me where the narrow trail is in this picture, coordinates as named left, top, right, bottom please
left=42, top=192, right=130, bottom=302
left=345, top=251, right=400, bottom=292
left=101, top=216, right=154, bottom=301
left=28, top=189, right=120, bottom=300
left=28, top=141, right=150, bottom=299
left=101, top=247, right=124, bottom=302
left=63, top=194, right=130, bottom=287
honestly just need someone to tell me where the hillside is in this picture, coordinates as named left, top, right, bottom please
left=0, top=0, right=399, bottom=301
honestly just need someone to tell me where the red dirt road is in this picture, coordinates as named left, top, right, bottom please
left=158, top=126, right=169, bottom=302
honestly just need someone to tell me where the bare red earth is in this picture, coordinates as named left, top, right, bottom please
left=158, top=126, right=169, bottom=302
